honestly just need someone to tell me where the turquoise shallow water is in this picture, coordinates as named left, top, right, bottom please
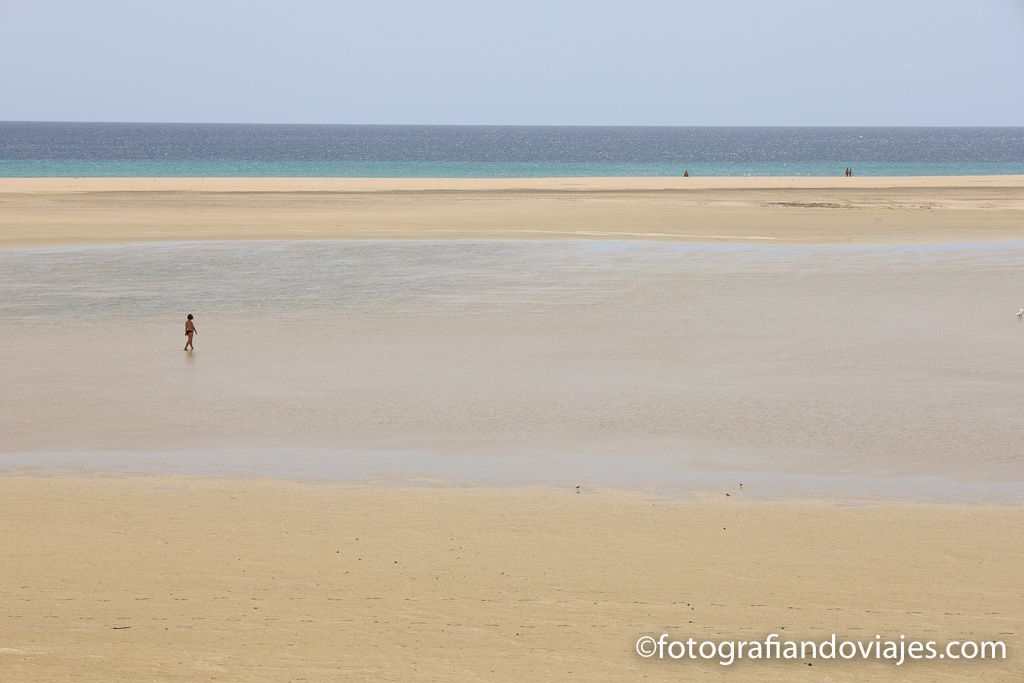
left=3, top=159, right=1024, bottom=177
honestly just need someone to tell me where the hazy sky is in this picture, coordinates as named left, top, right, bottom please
left=1, top=0, right=1022, bottom=125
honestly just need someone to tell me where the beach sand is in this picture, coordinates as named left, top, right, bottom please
left=1, top=176, right=1023, bottom=247
left=2, top=176, right=1023, bottom=680
left=1, top=476, right=1021, bottom=681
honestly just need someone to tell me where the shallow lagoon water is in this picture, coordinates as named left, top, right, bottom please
left=2, top=240, right=1023, bottom=500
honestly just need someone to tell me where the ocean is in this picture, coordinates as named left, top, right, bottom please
left=1, top=122, right=1023, bottom=177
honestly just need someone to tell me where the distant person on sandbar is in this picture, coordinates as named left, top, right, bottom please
left=683, top=170, right=690, bottom=177
left=184, top=314, right=197, bottom=351
left=845, top=167, right=850, bottom=177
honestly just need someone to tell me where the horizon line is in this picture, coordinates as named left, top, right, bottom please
left=3, top=120, right=1024, bottom=129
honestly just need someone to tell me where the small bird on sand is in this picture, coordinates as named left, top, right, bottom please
left=575, top=485, right=581, bottom=494
left=1017, top=308, right=1023, bottom=321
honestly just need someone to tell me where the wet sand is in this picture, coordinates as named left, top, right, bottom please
left=1, top=476, right=1021, bottom=682
left=1, top=176, right=1023, bottom=247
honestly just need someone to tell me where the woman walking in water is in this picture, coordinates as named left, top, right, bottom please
left=184, top=314, right=197, bottom=351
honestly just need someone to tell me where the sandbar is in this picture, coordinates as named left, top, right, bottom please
left=1, top=176, right=1023, bottom=247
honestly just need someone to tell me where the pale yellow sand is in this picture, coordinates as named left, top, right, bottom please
left=3, top=177, right=1022, bottom=681
left=1, top=176, right=1023, bottom=247
left=0, top=476, right=1020, bottom=681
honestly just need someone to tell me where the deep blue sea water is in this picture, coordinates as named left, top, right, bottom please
left=2, top=122, right=1023, bottom=177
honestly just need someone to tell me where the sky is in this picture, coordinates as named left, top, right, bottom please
left=1, top=0, right=1022, bottom=126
